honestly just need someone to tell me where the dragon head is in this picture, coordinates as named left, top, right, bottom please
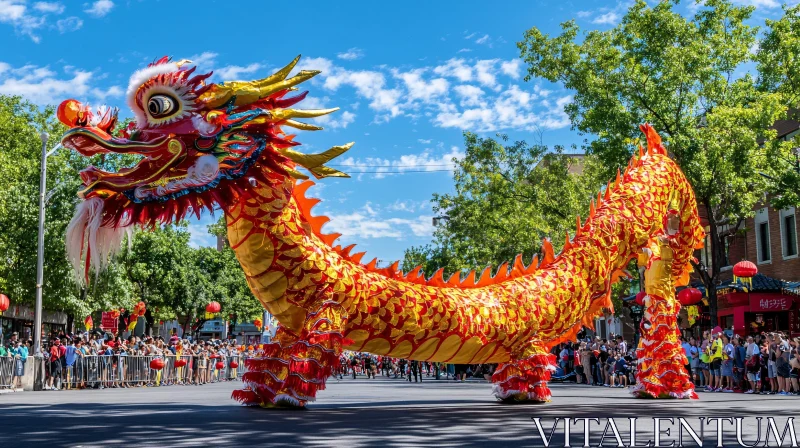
left=60, top=55, right=353, bottom=283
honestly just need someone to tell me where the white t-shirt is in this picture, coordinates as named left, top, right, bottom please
left=618, top=341, right=627, bottom=354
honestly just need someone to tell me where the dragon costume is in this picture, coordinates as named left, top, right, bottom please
left=58, top=56, right=703, bottom=407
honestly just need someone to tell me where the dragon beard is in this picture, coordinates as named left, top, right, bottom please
left=66, top=197, right=131, bottom=285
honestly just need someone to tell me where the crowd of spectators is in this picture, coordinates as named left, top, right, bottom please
left=1, top=330, right=256, bottom=391
left=338, top=352, right=497, bottom=383
left=682, top=330, right=800, bottom=395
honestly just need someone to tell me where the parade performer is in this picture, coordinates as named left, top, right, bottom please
left=630, top=201, right=698, bottom=399
left=58, top=56, right=704, bottom=408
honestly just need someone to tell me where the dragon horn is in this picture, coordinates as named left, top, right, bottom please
left=278, top=142, right=354, bottom=179
left=253, top=55, right=302, bottom=88
left=282, top=120, right=324, bottom=131
left=198, top=55, right=321, bottom=108
left=268, top=107, right=340, bottom=128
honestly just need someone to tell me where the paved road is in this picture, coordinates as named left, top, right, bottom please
left=1, top=377, right=798, bottom=447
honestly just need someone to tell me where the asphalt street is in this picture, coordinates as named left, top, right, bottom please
left=1, top=377, right=798, bottom=447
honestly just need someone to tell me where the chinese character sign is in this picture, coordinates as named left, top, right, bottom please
left=750, top=296, right=793, bottom=312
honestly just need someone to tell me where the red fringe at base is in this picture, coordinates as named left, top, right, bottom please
left=232, top=328, right=346, bottom=407
left=492, top=353, right=556, bottom=402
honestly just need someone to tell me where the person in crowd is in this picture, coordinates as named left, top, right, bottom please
left=789, top=341, right=800, bottom=395
left=707, top=331, right=724, bottom=392
left=604, top=349, right=616, bottom=387
left=612, top=352, right=629, bottom=388
left=681, top=336, right=692, bottom=377
left=364, top=354, right=374, bottom=379
left=767, top=333, right=779, bottom=394
left=45, top=338, right=63, bottom=390
left=617, top=335, right=627, bottom=357
left=700, top=330, right=712, bottom=390
left=11, top=339, right=28, bottom=391
left=733, top=336, right=746, bottom=392
left=776, top=337, right=792, bottom=395
left=63, top=338, right=78, bottom=390
left=745, top=335, right=761, bottom=394
left=721, top=333, right=734, bottom=392
left=574, top=343, right=585, bottom=384
left=688, top=337, right=701, bottom=386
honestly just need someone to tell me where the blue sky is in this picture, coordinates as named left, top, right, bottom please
left=0, top=0, right=792, bottom=265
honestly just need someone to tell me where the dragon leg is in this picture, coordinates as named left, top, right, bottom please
left=491, top=342, right=557, bottom=403
left=232, top=300, right=349, bottom=408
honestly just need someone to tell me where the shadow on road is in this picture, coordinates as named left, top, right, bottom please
left=1, top=395, right=793, bottom=448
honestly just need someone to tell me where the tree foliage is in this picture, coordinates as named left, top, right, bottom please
left=517, top=0, right=796, bottom=324
left=0, top=95, right=260, bottom=329
left=756, top=4, right=800, bottom=209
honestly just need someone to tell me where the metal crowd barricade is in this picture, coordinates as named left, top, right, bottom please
left=0, top=357, right=13, bottom=388
left=40, top=352, right=259, bottom=390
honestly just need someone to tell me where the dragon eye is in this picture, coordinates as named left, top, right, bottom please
left=147, top=94, right=178, bottom=118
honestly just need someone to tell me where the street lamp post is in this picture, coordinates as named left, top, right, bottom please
left=33, top=132, right=61, bottom=355
left=33, top=132, right=49, bottom=355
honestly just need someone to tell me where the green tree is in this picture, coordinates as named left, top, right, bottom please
left=206, top=216, right=263, bottom=323
left=403, top=131, right=616, bottom=302
left=0, top=96, right=147, bottom=324
left=756, top=4, right=800, bottom=209
left=517, top=0, right=794, bottom=325
left=121, top=224, right=195, bottom=332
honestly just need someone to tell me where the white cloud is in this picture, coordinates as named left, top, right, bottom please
left=576, top=10, right=592, bottom=17
left=435, top=83, right=571, bottom=132
left=475, top=34, right=490, bottom=45
left=0, top=0, right=46, bottom=42
left=731, top=0, right=780, bottom=7
left=457, top=48, right=472, bottom=53
left=417, top=139, right=432, bottom=144
left=189, top=52, right=218, bottom=69
left=387, top=200, right=429, bottom=213
left=336, top=146, right=463, bottom=179
left=394, top=69, right=449, bottom=103
left=337, top=48, right=364, bottom=61
left=474, top=60, right=499, bottom=89
left=313, top=60, right=403, bottom=117
left=215, top=63, right=262, bottom=80
left=500, top=59, right=522, bottom=79
left=323, top=204, right=434, bottom=240
left=592, top=12, right=620, bottom=25
left=283, top=55, right=572, bottom=134
left=0, top=62, right=122, bottom=105
left=434, top=58, right=473, bottom=82
left=453, top=84, right=485, bottom=107
left=84, top=0, right=114, bottom=17
left=33, top=2, right=64, bottom=13
left=56, top=16, right=82, bottom=33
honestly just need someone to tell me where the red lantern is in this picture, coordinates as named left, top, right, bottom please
left=0, top=294, right=9, bottom=313
left=150, top=359, right=165, bottom=370
left=253, top=318, right=263, bottom=330
left=205, top=301, right=221, bottom=314
left=215, top=361, right=224, bottom=370
left=230, top=361, right=239, bottom=369
left=677, top=288, right=702, bottom=306
left=174, top=360, right=187, bottom=368
left=634, top=291, right=646, bottom=306
left=733, top=260, right=758, bottom=278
